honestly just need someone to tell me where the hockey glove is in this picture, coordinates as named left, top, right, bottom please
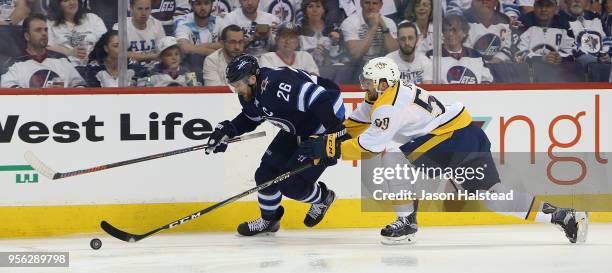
left=298, top=129, right=348, bottom=167
left=205, top=120, right=238, bottom=154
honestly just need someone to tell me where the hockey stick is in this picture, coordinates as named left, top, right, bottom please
left=24, top=131, right=266, bottom=180
left=100, top=162, right=314, bottom=243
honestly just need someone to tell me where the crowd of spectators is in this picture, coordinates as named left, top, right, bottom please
left=2, top=0, right=612, bottom=88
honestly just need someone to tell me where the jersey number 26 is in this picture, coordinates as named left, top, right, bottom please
left=277, top=83, right=292, bottom=102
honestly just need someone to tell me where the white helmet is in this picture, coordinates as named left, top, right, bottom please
left=360, top=57, right=401, bottom=93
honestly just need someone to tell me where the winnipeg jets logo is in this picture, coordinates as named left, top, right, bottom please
left=269, top=0, right=293, bottom=24
left=580, top=33, right=601, bottom=54
left=237, top=61, right=247, bottom=69
left=261, top=77, right=269, bottom=92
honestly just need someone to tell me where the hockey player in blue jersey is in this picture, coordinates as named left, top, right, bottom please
left=205, top=54, right=348, bottom=236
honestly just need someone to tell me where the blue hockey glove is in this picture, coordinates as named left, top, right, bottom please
left=205, top=120, right=238, bottom=154
left=298, top=129, right=348, bottom=167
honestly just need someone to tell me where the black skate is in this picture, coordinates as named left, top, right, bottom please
left=237, top=206, right=284, bottom=236
left=304, top=182, right=336, bottom=227
left=380, top=212, right=418, bottom=245
left=542, top=203, right=588, bottom=243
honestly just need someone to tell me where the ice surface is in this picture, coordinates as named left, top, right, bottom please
left=1, top=224, right=611, bottom=273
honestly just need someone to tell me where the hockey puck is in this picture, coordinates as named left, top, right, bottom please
left=90, top=238, right=102, bottom=250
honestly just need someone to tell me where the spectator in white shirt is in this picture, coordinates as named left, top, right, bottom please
left=1, top=14, right=86, bottom=88
left=260, top=27, right=319, bottom=75
left=46, top=0, right=107, bottom=66
left=85, top=30, right=149, bottom=87
left=150, top=36, right=197, bottom=86
left=296, top=0, right=344, bottom=66
left=215, top=0, right=280, bottom=57
left=341, top=0, right=398, bottom=64
left=203, top=24, right=246, bottom=86
left=386, top=22, right=432, bottom=84
left=174, top=0, right=222, bottom=57
left=403, top=0, right=433, bottom=55
left=113, top=0, right=167, bottom=63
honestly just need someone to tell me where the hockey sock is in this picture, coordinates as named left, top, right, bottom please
left=258, top=191, right=282, bottom=220
left=482, top=183, right=551, bottom=224
left=300, top=182, right=323, bottom=204
left=393, top=201, right=414, bottom=218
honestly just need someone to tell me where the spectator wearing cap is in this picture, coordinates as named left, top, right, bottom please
left=203, top=24, right=245, bottom=86
left=46, top=0, right=107, bottom=67
left=559, top=0, right=609, bottom=65
left=150, top=36, right=197, bottom=86
left=427, top=14, right=493, bottom=84
left=1, top=14, right=86, bottom=88
left=516, top=0, right=576, bottom=64
left=259, top=27, right=319, bottom=75
left=215, top=0, right=280, bottom=57
left=174, top=0, right=222, bottom=57
left=340, top=0, right=398, bottom=65
left=113, top=0, right=167, bottom=63
left=499, top=0, right=535, bottom=20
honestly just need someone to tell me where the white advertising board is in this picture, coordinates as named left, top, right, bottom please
left=0, top=89, right=610, bottom=205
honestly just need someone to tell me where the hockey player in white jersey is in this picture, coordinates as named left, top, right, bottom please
left=341, top=57, right=588, bottom=245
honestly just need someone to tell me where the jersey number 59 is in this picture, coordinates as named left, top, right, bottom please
left=414, top=88, right=445, bottom=117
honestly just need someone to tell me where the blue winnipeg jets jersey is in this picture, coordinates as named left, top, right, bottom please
left=231, top=67, right=345, bottom=136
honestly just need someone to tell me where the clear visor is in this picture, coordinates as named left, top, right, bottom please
left=359, top=74, right=375, bottom=91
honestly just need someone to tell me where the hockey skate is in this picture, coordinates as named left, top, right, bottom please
left=237, top=206, right=284, bottom=236
left=304, top=182, right=336, bottom=227
left=380, top=212, right=418, bottom=245
left=542, top=203, right=588, bottom=243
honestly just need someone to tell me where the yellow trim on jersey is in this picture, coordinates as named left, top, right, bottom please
left=343, top=117, right=370, bottom=138
left=431, top=107, right=473, bottom=135
left=341, top=137, right=377, bottom=160
left=407, top=131, right=454, bottom=162
left=370, top=83, right=400, bottom=115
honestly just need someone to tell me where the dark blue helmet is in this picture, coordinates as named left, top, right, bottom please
left=226, top=54, right=259, bottom=83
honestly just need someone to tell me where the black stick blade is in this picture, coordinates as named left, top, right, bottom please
left=100, top=221, right=140, bottom=243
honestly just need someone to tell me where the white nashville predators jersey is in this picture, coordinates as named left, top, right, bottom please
left=341, top=83, right=472, bottom=160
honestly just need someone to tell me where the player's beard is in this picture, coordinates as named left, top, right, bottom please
left=242, top=83, right=256, bottom=101
left=366, top=89, right=379, bottom=101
